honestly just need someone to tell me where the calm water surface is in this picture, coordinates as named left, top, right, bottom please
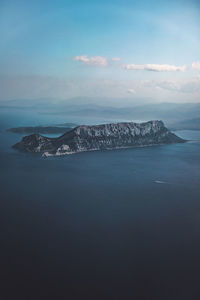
left=0, top=108, right=200, bottom=299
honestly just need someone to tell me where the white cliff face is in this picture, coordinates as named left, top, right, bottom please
left=13, top=120, right=185, bottom=156
left=74, top=121, right=165, bottom=138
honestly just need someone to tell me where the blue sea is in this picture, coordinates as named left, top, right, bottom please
left=0, top=107, right=200, bottom=299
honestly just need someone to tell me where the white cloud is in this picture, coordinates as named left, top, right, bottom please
left=111, top=57, right=121, bottom=61
left=122, top=63, right=186, bottom=72
left=155, top=78, right=200, bottom=93
left=73, top=55, right=108, bottom=66
left=179, top=80, right=200, bottom=93
left=155, top=80, right=180, bottom=91
left=127, top=88, right=136, bottom=94
left=192, top=61, right=200, bottom=70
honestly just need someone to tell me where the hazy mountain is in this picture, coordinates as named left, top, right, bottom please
left=169, top=118, right=200, bottom=130
left=1, top=98, right=200, bottom=126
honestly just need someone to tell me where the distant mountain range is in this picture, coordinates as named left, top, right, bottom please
left=169, top=118, right=200, bottom=131
left=2, top=98, right=200, bottom=130
left=7, top=123, right=77, bottom=134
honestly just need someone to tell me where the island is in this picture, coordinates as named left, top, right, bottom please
left=8, top=123, right=77, bottom=134
left=13, top=120, right=185, bottom=157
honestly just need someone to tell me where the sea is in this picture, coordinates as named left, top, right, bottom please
left=0, top=107, right=200, bottom=299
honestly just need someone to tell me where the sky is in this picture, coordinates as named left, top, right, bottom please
left=0, top=0, right=200, bottom=104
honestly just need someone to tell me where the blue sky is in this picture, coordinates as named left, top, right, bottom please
left=0, top=0, right=200, bottom=103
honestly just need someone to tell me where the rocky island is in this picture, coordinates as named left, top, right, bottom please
left=13, top=120, right=185, bottom=157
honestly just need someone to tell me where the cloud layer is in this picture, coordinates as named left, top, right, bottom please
left=111, top=57, right=121, bottom=61
left=192, top=61, right=200, bottom=70
left=73, top=55, right=108, bottom=66
left=73, top=56, right=200, bottom=74
left=122, top=64, right=186, bottom=72
left=146, top=77, right=200, bottom=94
left=127, top=88, right=136, bottom=94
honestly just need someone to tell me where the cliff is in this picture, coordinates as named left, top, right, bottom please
left=13, top=120, right=185, bottom=157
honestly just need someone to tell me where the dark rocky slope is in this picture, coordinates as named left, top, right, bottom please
left=8, top=123, right=77, bottom=134
left=13, top=120, right=185, bottom=157
left=8, top=126, right=72, bottom=134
